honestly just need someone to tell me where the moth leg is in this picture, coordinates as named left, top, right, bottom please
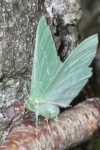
left=55, top=115, right=59, bottom=120
left=35, top=113, right=41, bottom=149
left=35, top=138, right=41, bottom=149
left=44, top=118, right=51, bottom=134
left=36, top=113, right=39, bottom=127
left=54, top=105, right=72, bottom=123
left=54, top=116, right=67, bottom=124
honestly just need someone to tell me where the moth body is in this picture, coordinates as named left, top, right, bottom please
left=25, top=101, right=60, bottom=119
left=35, top=103, right=60, bottom=118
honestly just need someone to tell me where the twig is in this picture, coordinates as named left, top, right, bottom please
left=0, top=98, right=100, bottom=150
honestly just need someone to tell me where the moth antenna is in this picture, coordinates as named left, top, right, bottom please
left=9, top=111, right=25, bottom=131
left=24, top=80, right=32, bottom=100
left=25, top=87, right=32, bottom=101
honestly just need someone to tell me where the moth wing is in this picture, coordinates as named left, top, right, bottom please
left=30, top=16, right=62, bottom=99
left=42, top=35, right=98, bottom=107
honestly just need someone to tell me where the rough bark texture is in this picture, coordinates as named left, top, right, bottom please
left=0, top=98, right=100, bottom=150
left=0, top=0, right=82, bottom=144
left=0, top=0, right=38, bottom=107
left=45, top=0, right=82, bottom=61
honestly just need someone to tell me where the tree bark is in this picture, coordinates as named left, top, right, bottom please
left=0, top=98, right=100, bottom=150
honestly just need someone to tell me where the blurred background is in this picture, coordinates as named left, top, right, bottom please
left=75, top=0, right=100, bottom=150
left=79, top=0, right=100, bottom=98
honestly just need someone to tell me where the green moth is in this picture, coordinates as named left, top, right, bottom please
left=25, top=16, right=98, bottom=123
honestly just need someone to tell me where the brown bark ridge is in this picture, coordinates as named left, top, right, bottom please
left=0, top=98, right=100, bottom=150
